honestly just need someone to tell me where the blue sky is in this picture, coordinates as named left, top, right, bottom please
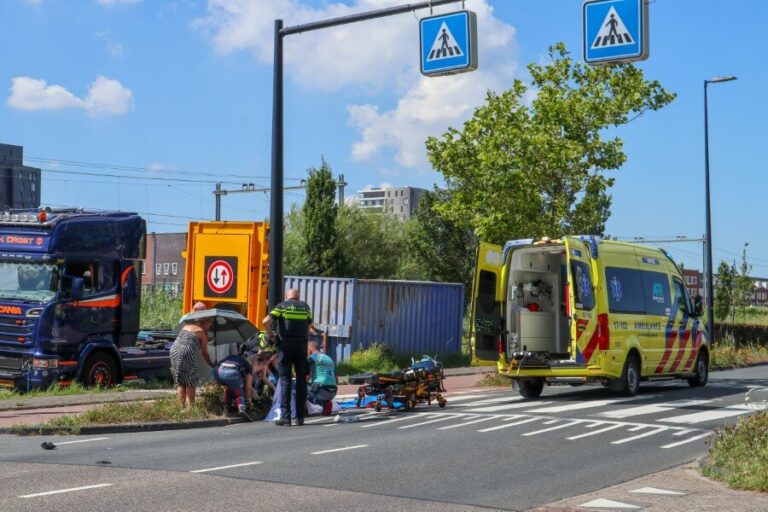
left=1, top=0, right=765, bottom=276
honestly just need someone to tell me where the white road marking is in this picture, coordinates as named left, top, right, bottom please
left=630, top=486, right=687, bottom=495
left=439, top=415, right=504, bottom=430
left=398, top=414, right=468, bottom=429
left=303, top=417, right=332, bottom=424
left=597, top=399, right=712, bottom=419
left=478, top=417, right=539, bottom=432
left=567, top=423, right=623, bottom=440
left=612, top=426, right=668, bottom=444
left=459, top=396, right=524, bottom=406
left=440, top=394, right=493, bottom=403
left=661, top=432, right=713, bottom=449
left=658, top=405, right=753, bottom=424
left=359, top=413, right=430, bottom=428
left=522, top=420, right=582, bottom=436
left=527, top=395, right=652, bottom=414
left=51, top=437, right=110, bottom=446
left=311, top=444, right=368, bottom=455
left=628, top=425, right=647, bottom=431
left=19, top=484, right=113, bottom=499
left=466, top=401, right=552, bottom=413
left=190, top=461, right=262, bottom=473
left=543, top=419, right=559, bottom=425
left=579, top=498, right=641, bottom=509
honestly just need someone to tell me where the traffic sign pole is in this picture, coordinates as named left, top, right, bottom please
left=269, top=0, right=464, bottom=311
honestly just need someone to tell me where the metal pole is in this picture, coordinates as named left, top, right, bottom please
left=269, top=19, right=284, bottom=311
left=704, top=81, right=715, bottom=345
left=215, top=181, right=221, bottom=221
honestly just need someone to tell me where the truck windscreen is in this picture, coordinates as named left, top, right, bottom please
left=0, top=262, right=58, bottom=301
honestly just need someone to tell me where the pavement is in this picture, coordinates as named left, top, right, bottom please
left=1, top=365, right=765, bottom=510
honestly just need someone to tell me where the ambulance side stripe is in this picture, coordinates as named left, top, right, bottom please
left=669, top=318, right=692, bottom=373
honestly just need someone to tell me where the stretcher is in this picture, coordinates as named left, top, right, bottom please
left=349, top=356, right=447, bottom=412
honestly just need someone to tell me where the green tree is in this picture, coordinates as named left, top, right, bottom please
left=733, top=244, right=753, bottom=320
left=337, top=205, right=405, bottom=279
left=714, top=261, right=735, bottom=323
left=299, top=159, right=343, bottom=276
left=426, top=43, right=675, bottom=244
left=401, top=189, right=477, bottom=298
left=283, top=203, right=305, bottom=276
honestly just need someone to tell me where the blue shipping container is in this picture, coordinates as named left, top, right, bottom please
left=284, top=277, right=464, bottom=362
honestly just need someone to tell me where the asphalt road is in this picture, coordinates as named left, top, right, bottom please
left=0, top=366, right=765, bottom=512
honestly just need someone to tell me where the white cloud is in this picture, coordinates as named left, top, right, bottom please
left=198, top=0, right=518, bottom=171
left=7, top=76, right=134, bottom=117
left=147, top=163, right=176, bottom=172
left=96, top=0, right=142, bottom=6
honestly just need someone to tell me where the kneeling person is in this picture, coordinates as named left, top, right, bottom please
left=213, top=353, right=256, bottom=421
left=307, top=341, right=337, bottom=416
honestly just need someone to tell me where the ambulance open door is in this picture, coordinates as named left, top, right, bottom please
left=565, top=237, right=600, bottom=364
left=470, top=242, right=504, bottom=366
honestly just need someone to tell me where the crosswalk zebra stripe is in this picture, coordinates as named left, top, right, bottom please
left=359, top=413, right=430, bottom=428
left=439, top=394, right=494, bottom=403
left=398, top=414, right=467, bottom=429
left=478, top=417, right=539, bottom=432
left=522, top=420, right=583, bottom=436
left=612, top=426, right=668, bottom=444
left=527, top=395, right=652, bottom=414
left=466, top=401, right=553, bottom=413
left=438, top=415, right=504, bottom=430
left=658, top=405, right=753, bottom=424
left=567, top=424, right=624, bottom=440
left=597, top=399, right=712, bottom=419
left=660, top=432, right=713, bottom=449
left=459, top=396, right=525, bottom=407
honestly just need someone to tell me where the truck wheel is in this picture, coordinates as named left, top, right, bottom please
left=610, top=354, right=640, bottom=396
left=518, top=378, right=544, bottom=399
left=81, top=353, right=118, bottom=387
left=687, top=351, right=709, bottom=387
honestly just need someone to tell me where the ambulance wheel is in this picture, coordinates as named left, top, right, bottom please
left=81, top=353, right=118, bottom=387
left=688, top=351, right=709, bottom=388
left=610, top=354, right=640, bottom=397
left=518, top=378, right=544, bottom=399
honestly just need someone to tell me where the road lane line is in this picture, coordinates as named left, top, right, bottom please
left=190, top=461, right=263, bottom=473
left=398, top=414, right=468, bottom=429
left=586, top=421, right=605, bottom=428
left=19, top=484, right=112, bottom=498
left=612, top=426, right=668, bottom=444
left=459, top=396, right=524, bottom=406
left=439, top=415, right=505, bottom=430
left=52, top=437, right=110, bottom=445
left=312, top=444, right=368, bottom=455
left=359, top=413, right=430, bottom=428
left=543, top=419, right=559, bottom=425
left=661, top=432, right=713, bottom=449
left=466, top=401, right=552, bottom=413
left=628, top=425, right=647, bottom=432
left=658, top=405, right=753, bottom=424
left=439, top=394, right=493, bottom=403
left=522, top=420, right=583, bottom=436
left=673, top=428, right=696, bottom=436
left=478, top=417, right=538, bottom=432
left=527, top=396, right=653, bottom=414
left=567, top=424, right=623, bottom=440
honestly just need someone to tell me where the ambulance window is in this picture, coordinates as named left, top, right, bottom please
left=477, top=271, right=498, bottom=315
left=570, top=261, right=595, bottom=310
left=672, top=279, right=693, bottom=314
left=605, top=267, right=646, bottom=315
left=641, top=271, right=671, bottom=316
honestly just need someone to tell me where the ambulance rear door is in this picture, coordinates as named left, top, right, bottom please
left=565, top=237, right=600, bottom=364
left=470, top=242, right=504, bottom=365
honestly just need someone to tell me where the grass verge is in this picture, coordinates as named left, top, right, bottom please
left=702, top=411, right=768, bottom=491
left=711, top=342, right=768, bottom=369
left=474, top=372, right=511, bottom=388
left=0, top=377, right=173, bottom=402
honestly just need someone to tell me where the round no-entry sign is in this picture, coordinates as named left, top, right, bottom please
left=206, top=259, right=234, bottom=295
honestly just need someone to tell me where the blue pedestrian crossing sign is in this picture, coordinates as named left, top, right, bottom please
left=420, top=10, right=478, bottom=77
left=583, top=0, right=649, bottom=65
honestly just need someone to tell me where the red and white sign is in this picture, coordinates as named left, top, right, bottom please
left=206, top=259, right=234, bottom=294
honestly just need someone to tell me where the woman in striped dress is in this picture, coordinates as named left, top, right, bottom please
left=170, top=318, right=214, bottom=407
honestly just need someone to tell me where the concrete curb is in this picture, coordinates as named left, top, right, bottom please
left=2, top=416, right=246, bottom=436
left=0, top=390, right=174, bottom=413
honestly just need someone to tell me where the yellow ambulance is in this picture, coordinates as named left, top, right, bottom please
left=470, top=236, right=708, bottom=398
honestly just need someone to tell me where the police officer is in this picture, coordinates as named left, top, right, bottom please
left=262, top=288, right=316, bottom=426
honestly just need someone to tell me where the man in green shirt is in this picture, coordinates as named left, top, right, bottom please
left=307, top=340, right=337, bottom=416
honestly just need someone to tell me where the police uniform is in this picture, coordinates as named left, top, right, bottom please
left=269, top=298, right=312, bottom=424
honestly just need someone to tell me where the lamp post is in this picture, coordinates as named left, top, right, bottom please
left=704, top=75, right=736, bottom=345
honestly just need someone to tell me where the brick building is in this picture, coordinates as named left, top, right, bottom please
left=142, top=232, right=187, bottom=294
left=682, top=269, right=704, bottom=299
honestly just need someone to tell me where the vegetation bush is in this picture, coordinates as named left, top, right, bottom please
left=703, top=412, right=768, bottom=491
left=140, top=287, right=182, bottom=329
left=475, top=373, right=512, bottom=388
left=335, top=343, right=472, bottom=376
left=716, top=322, right=768, bottom=347
left=711, top=332, right=768, bottom=369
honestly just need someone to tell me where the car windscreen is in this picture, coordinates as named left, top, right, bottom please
left=0, top=262, right=59, bottom=302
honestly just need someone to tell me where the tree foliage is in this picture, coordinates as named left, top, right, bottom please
left=336, top=205, right=405, bottom=279
left=426, top=43, right=676, bottom=244
left=715, top=261, right=736, bottom=323
left=297, top=159, right=343, bottom=276
left=734, top=245, right=753, bottom=319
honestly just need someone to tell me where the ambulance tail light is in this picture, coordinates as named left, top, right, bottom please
left=497, top=334, right=506, bottom=355
left=596, top=313, right=609, bottom=350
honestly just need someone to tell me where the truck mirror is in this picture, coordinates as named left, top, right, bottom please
left=70, top=277, right=84, bottom=300
left=694, top=295, right=703, bottom=317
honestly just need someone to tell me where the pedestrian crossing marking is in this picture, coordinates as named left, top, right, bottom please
left=478, top=416, right=539, bottom=432
left=459, top=396, right=525, bottom=406
left=466, top=401, right=553, bottom=413
left=438, top=414, right=502, bottom=430
left=660, top=431, right=712, bottom=449
left=522, top=420, right=583, bottom=436
left=658, top=404, right=752, bottom=424
left=567, top=424, right=623, bottom=440
left=591, top=6, right=634, bottom=49
left=612, top=426, right=668, bottom=445
left=597, top=399, right=713, bottom=419
left=426, top=22, right=464, bottom=61
left=527, top=395, right=651, bottom=414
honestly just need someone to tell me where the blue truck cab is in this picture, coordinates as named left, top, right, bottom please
left=0, top=208, right=169, bottom=391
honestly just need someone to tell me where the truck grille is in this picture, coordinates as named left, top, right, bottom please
left=0, top=355, right=23, bottom=370
left=0, top=315, right=33, bottom=344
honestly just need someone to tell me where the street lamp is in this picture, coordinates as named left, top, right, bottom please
left=704, top=75, right=737, bottom=345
